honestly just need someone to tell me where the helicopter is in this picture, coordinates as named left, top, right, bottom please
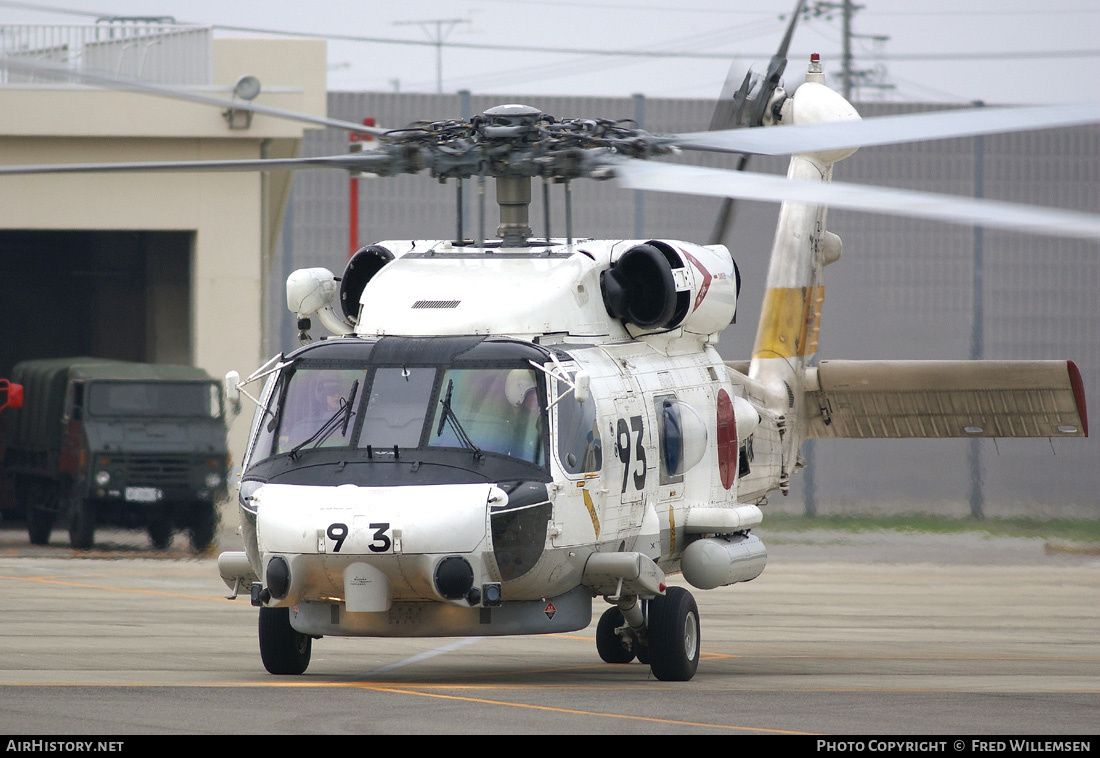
left=0, top=4, right=1094, bottom=681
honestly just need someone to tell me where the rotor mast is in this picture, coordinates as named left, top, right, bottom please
left=495, top=175, right=532, bottom=246
left=478, top=104, right=543, bottom=248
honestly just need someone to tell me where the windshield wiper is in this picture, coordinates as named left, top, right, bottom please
left=290, top=380, right=359, bottom=459
left=436, top=379, right=482, bottom=459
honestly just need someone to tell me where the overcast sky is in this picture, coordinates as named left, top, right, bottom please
left=3, top=0, right=1099, bottom=105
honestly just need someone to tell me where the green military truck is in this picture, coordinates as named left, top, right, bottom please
left=2, top=358, right=229, bottom=551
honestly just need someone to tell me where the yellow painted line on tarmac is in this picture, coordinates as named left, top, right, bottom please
left=0, top=677, right=817, bottom=732
left=346, top=681, right=820, bottom=733
left=703, top=643, right=1100, bottom=663
left=791, top=685, right=1100, bottom=694
left=0, top=573, right=233, bottom=603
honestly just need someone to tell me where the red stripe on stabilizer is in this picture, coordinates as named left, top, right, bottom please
left=1067, top=360, right=1088, bottom=437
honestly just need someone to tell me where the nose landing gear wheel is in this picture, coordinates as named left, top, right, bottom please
left=258, top=606, right=312, bottom=675
left=646, top=586, right=700, bottom=681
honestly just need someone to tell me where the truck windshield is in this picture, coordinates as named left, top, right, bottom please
left=86, top=381, right=221, bottom=419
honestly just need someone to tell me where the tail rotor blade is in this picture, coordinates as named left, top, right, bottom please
left=707, top=0, right=804, bottom=244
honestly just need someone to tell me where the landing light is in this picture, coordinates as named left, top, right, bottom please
left=482, top=583, right=502, bottom=607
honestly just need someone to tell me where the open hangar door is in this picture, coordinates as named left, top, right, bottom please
left=0, top=230, right=193, bottom=378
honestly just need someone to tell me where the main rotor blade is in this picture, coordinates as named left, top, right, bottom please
left=774, top=0, right=806, bottom=63
left=614, top=159, right=1100, bottom=242
left=674, top=102, right=1100, bottom=157
left=708, top=153, right=750, bottom=245
left=0, top=57, right=389, bottom=138
left=0, top=153, right=394, bottom=177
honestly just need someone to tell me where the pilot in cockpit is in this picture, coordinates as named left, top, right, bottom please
left=504, top=369, right=543, bottom=463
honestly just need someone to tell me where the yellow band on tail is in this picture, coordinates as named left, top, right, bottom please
left=752, top=285, right=825, bottom=359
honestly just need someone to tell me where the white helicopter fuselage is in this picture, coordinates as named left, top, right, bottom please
left=216, top=69, right=1087, bottom=679
left=218, top=75, right=857, bottom=657
left=224, top=235, right=781, bottom=639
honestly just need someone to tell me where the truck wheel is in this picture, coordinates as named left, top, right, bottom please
left=68, top=499, right=95, bottom=550
left=189, top=502, right=218, bottom=553
left=23, top=479, right=55, bottom=545
left=27, top=507, right=54, bottom=545
left=258, top=606, right=311, bottom=675
left=147, top=518, right=173, bottom=550
left=647, top=586, right=700, bottom=682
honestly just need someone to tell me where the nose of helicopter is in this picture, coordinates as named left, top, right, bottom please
left=252, top=482, right=501, bottom=609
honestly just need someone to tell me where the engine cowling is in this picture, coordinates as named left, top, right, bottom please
left=600, top=240, right=739, bottom=337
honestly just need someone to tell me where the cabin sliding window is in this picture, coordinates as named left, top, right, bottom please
left=655, top=392, right=708, bottom=485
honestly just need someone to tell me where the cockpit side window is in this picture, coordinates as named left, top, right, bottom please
left=244, top=373, right=279, bottom=466
left=555, top=375, right=602, bottom=475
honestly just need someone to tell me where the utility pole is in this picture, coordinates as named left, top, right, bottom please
left=394, top=18, right=470, bottom=94
left=969, top=101, right=986, bottom=519
left=841, top=0, right=854, bottom=101
left=802, top=1, right=893, bottom=101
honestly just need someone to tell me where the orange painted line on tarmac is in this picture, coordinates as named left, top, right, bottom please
left=703, top=643, right=1100, bottom=663
left=352, top=682, right=820, bottom=734
left=0, top=573, right=234, bottom=603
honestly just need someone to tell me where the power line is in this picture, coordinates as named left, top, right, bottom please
left=2, top=3, right=1096, bottom=65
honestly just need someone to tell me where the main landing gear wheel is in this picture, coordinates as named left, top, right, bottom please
left=258, top=606, right=312, bottom=675
left=646, top=586, right=700, bottom=681
left=596, top=606, right=637, bottom=664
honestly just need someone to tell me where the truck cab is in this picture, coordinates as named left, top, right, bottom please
left=3, top=358, right=229, bottom=550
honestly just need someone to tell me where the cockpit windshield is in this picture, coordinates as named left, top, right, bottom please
left=359, top=367, right=436, bottom=449
left=266, top=368, right=363, bottom=457
left=428, top=368, right=544, bottom=464
left=249, top=353, right=547, bottom=469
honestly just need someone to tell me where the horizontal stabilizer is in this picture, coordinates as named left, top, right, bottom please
left=804, top=360, right=1087, bottom=439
